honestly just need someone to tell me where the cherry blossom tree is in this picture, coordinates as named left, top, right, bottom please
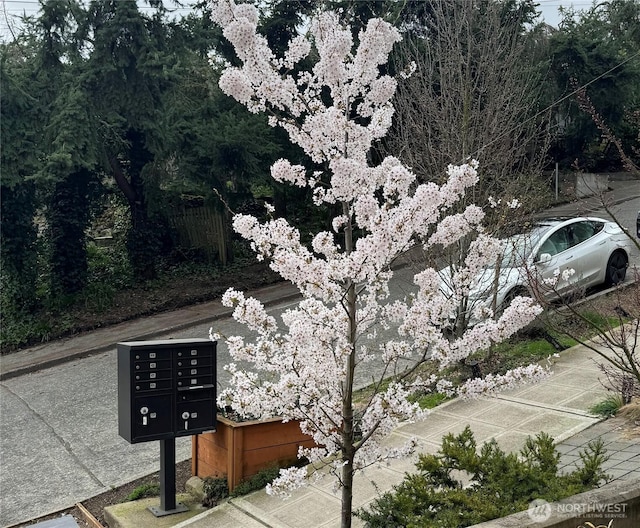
left=208, top=2, right=545, bottom=526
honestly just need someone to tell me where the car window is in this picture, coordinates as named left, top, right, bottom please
left=537, top=221, right=604, bottom=260
left=568, top=221, right=596, bottom=246
left=539, top=226, right=571, bottom=257
left=538, top=237, right=558, bottom=257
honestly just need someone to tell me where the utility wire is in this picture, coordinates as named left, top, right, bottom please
left=469, top=48, right=640, bottom=164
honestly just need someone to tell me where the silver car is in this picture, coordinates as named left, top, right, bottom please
left=441, top=217, right=633, bottom=319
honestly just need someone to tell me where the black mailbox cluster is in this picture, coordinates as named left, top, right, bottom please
left=118, top=339, right=216, bottom=444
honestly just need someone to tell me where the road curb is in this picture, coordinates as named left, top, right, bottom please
left=0, top=290, right=301, bottom=382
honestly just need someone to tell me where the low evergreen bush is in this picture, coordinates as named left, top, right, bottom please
left=230, top=466, right=281, bottom=497
left=202, top=476, right=229, bottom=507
left=357, top=426, right=609, bottom=528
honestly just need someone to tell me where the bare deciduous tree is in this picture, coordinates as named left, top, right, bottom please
left=389, top=0, right=551, bottom=207
left=386, top=0, right=555, bottom=336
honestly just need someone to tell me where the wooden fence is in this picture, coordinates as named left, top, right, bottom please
left=167, top=206, right=229, bottom=265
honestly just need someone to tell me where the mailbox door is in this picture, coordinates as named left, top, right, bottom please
left=132, top=394, right=174, bottom=441
left=174, top=344, right=216, bottom=435
left=176, top=387, right=216, bottom=436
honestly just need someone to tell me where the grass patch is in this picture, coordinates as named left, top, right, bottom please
left=353, top=327, right=572, bottom=414
left=123, top=483, right=160, bottom=502
left=581, top=310, right=628, bottom=329
left=409, top=391, right=449, bottom=409
left=486, top=333, right=573, bottom=374
left=590, top=394, right=625, bottom=418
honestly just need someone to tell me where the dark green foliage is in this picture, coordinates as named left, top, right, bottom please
left=202, top=467, right=281, bottom=507
left=549, top=0, right=640, bottom=171
left=46, top=169, right=95, bottom=296
left=40, top=81, right=101, bottom=297
left=0, top=182, right=39, bottom=313
left=574, top=438, right=609, bottom=487
left=81, top=3, right=185, bottom=279
left=126, top=215, right=170, bottom=281
left=78, top=241, right=134, bottom=312
left=230, top=466, right=281, bottom=498
left=86, top=241, right=132, bottom=288
left=202, top=476, right=229, bottom=507
left=261, top=1, right=315, bottom=55
left=357, top=426, right=609, bottom=528
left=1, top=41, right=43, bottom=318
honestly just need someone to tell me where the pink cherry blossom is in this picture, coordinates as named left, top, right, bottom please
left=208, top=2, right=546, bottom=525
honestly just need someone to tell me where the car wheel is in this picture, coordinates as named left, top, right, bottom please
left=605, top=250, right=628, bottom=286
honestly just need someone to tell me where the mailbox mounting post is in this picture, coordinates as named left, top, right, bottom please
left=150, top=438, right=187, bottom=516
left=117, top=338, right=217, bottom=517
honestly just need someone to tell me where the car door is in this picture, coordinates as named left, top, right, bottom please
left=535, top=225, right=579, bottom=297
left=564, top=220, right=605, bottom=288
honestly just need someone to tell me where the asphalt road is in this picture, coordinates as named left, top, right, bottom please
left=1, top=190, right=639, bottom=527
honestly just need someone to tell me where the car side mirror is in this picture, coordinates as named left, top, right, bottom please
left=537, top=253, right=552, bottom=264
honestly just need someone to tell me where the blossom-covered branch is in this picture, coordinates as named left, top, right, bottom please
left=208, top=2, right=544, bottom=526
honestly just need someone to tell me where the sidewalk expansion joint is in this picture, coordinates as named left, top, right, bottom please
left=229, top=499, right=279, bottom=528
left=1, top=384, right=106, bottom=489
left=495, top=394, right=600, bottom=419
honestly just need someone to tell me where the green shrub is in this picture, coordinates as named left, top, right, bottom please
left=86, top=242, right=133, bottom=289
left=357, top=426, right=609, bottom=528
left=202, top=476, right=229, bottom=507
left=230, top=466, right=281, bottom=498
left=590, top=394, right=625, bottom=418
left=202, top=467, right=282, bottom=508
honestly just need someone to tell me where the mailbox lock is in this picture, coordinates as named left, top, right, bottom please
left=140, top=406, right=150, bottom=426
left=181, top=411, right=190, bottom=430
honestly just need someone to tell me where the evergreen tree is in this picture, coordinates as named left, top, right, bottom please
left=550, top=0, right=640, bottom=171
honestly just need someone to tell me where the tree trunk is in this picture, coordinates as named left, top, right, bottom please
left=109, top=128, right=162, bottom=280
left=340, top=200, right=357, bottom=528
left=340, top=279, right=357, bottom=527
left=340, top=446, right=354, bottom=528
left=47, top=168, right=92, bottom=295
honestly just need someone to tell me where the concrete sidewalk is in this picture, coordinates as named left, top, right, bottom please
left=149, top=343, right=638, bottom=528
